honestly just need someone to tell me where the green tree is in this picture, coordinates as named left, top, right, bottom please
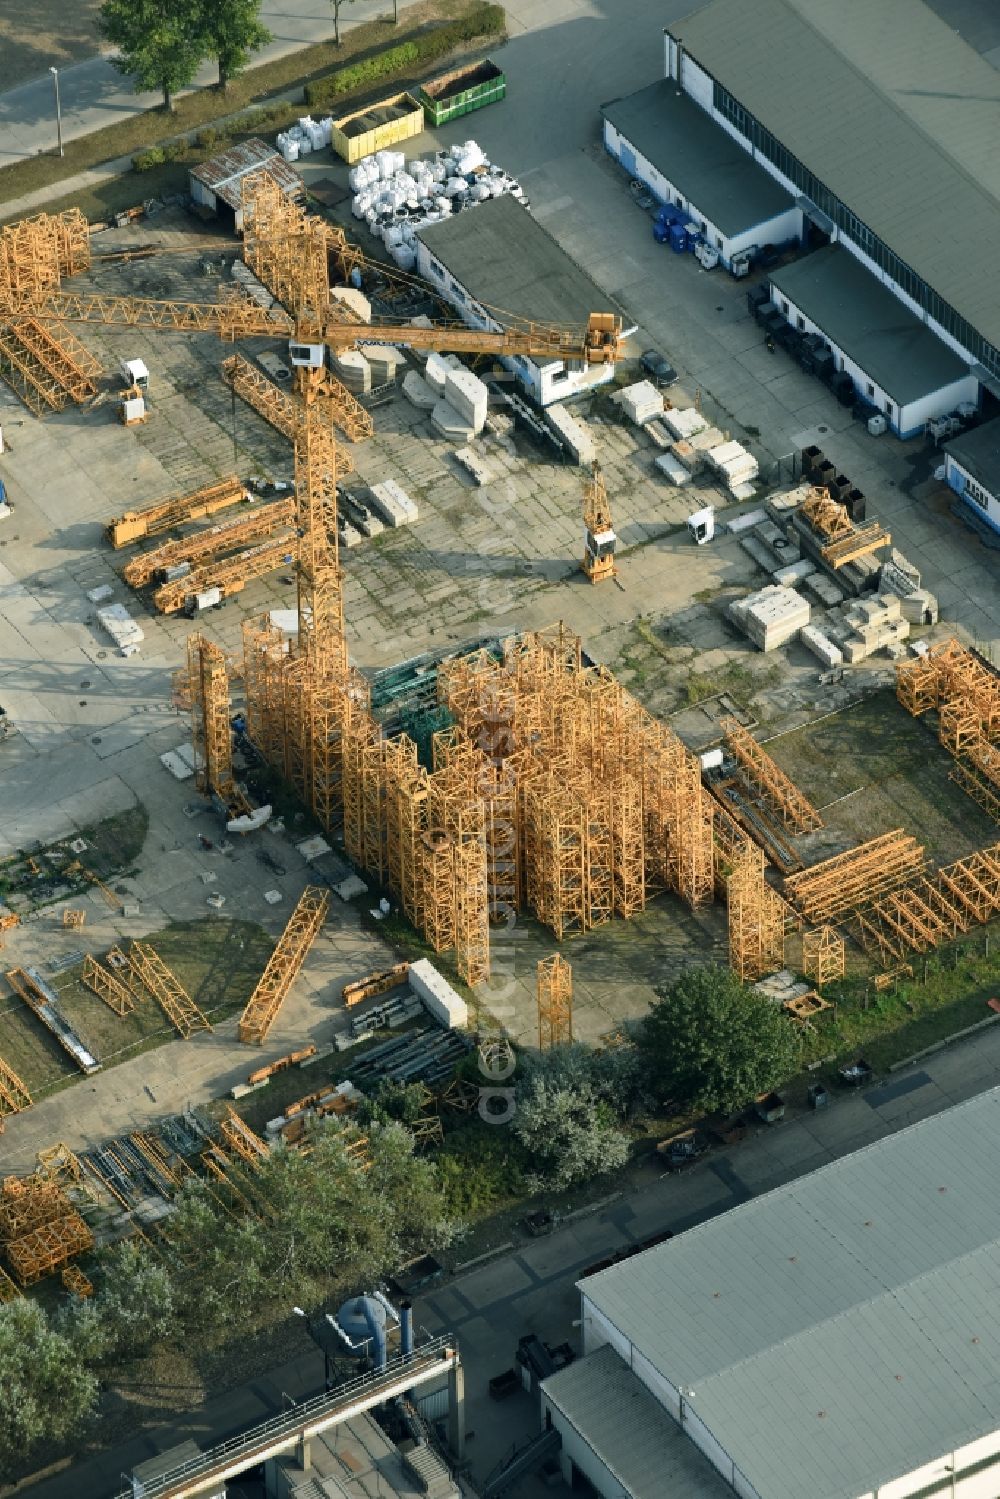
left=329, top=0, right=357, bottom=46
left=639, top=964, right=800, bottom=1116
left=513, top=1069, right=630, bottom=1192
left=90, top=1241, right=176, bottom=1358
left=99, top=0, right=207, bottom=111
left=198, top=0, right=272, bottom=90
left=0, top=1301, right=98, bottom=1475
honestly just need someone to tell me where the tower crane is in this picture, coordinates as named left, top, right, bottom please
left=1, top=180, right=628, bottom=819
left=581, top=461, right=617, bottom=584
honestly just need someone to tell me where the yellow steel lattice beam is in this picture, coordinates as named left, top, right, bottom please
left=128, top=942, right=213, bottom=1039
left=238, top=886, right=329, bottom=1045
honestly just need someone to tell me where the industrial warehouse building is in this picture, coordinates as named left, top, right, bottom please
left=944, top=417, right=1000, bottom=542
left=769, top=247, right=979, bottom=439
left=416, top=196, right=617, bottom=406
left=541, top=1086, right=1000, bottom=1499
left=602, top=82, right=800, bottom=272
left=607, top=0, right=1000, bottom=434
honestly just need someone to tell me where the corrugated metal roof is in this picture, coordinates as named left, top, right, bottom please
left=542, top=1345, right=733, bottom=1499
left=945, top=415, right=1000, bottom=492
left=581, top=1087, right=1000, bottom=1499
left=669, top=0, right=1000, bottom=347
left=770, top=245, right=969, bottom=404
left=417, top=195, right=614, bottom=331
left=189, top=138, right=302, bottom=211
left=602, top=82, right=793, bottom=237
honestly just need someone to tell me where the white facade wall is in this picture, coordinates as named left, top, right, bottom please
left=414, top=239, right=611, bottom=406
left=772, top=286, right=979, bottom=437
left=540, top=1399, right=632, bottom=1499
left=602, top=121, right=800, bottom=268
left=680, top=53, right=715, bottom=110
left=945, top=454, right=1000, bottom=535
left=858, top=1426, right=1000, bottom=1497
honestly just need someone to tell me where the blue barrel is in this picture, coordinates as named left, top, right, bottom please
left=669, top=222, right=688, bottom=254
left=653, top=220, right=670, bottom=243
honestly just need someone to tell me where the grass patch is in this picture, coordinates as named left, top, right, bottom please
left=0, top=917, right=273, bottom=1097
left=766, top=689, right=996, bottom=863
left=794, top=937, right=1000, bottom=1079
left=0, top=0, right=502, bottom=220
left=0, top=805, right=149, bottom=910
left=684, top=657, right=781, bottom=707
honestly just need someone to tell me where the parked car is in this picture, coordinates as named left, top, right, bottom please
left=639, top=349, right=678, bottom=387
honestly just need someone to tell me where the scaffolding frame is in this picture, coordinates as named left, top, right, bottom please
left=238, top=885, right=330, bottom=1044
left=129, top=941, right=213, bottom=1039
left=727, top=846, right=786, bottom=981
left=6, top=1212, right=94, bottom=1286
left=537, top=953, right=573, bottom=1049
left=722, top=719, right=823, bottom=833
left=801, top=926, right=845, bottom=987
left=187, top=633, right=249, bottom=812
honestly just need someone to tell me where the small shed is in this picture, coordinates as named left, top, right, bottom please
left=188, top=138, right=302, bottom=232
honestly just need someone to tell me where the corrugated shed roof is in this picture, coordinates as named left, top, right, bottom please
left=770, top=244, right=969, bottom=404
left=669, top=0, right=1000, bottom=347
left=417, top=195, right=614, bottom=331
left=190, top=138, right=302, bottom=210
left=945, top=415, right=1000, bottom=492
left=602, top=81, right=793, bottom=237
left=542, top=1345, right=733, bottom=1499
left=581, top=1087, right=1000, bottom=1499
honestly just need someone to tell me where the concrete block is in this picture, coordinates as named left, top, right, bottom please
left=425, top=352, right=450, bottom=394
left=800, top=624, right=844, bottom=668
left=453, top=447, right=492, bottom=486
left=662, top=406, right=707, bottom=441
left=431, top=399, right=475, bottom=442
left=402, top=371, right=437, bottom=410
left=773, top=559, right=817, bottom=587
left=358, top=343, right=407, bottom=383
left=733, top=584, right=810, bottom=651
left=444, top=366, right=488, bottom=434
left=619, top=380, right=663, bottom=426
left=369, top=480, right=417, bottom=528
left=545, top=402, right=596, bottom=466
left=331, top=349, right=370, bottom=393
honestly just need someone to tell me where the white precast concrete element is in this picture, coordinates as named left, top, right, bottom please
left=663, top=406, right=709, bottom=440
left=409, top=959, right=468, bottom=1029
left=729, top=584, right=809, bottom=651
left=545, top=402, right=596, bottom=466
left=443, top=366, right=488, bottom=434
left=368, top=480, right=418, bottom=528
left=800, top=624, right=844, bottom=668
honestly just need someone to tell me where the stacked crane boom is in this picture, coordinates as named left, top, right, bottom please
left=783, top=831, right=925, bottom=922
left=106, top=475, right=248, bottom=549
left=123, top=497, right=296, bottom=586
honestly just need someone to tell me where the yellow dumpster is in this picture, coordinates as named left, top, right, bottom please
left=331, top=92, right=424, bottom=164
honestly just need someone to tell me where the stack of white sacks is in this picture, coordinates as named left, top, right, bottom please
left=276, top=115, right=333, bottom=162
left=348, top=139, right=525, bottom=269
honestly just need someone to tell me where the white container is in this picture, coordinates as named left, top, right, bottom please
left=280, top=139, right=299, bottom=163
left=393, top=245, right=416, bottom=271
left=409, top=958, right=469, bottom=1025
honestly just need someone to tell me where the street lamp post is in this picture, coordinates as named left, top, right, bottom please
left=49, top=67, right=64, bottom=157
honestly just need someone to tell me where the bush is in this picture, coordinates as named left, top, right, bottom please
left=161, top=140, right=188, bottom=162
left=133, top=146, right=166, bottom=171
left=304, top=4, right=506, bottom=108
left=196, top=126, right=221, bottom=149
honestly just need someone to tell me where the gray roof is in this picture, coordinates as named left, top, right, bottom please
left=669, top=0, right=1000, bottom=348
left=189, top=137, right=302, bottom=211
left=602, top=81, right=793, bottom=237
left=581, top=1086, right=1000, bottom=1499
left=944, top=415, right=1000, bottom=493
left=770, top=245, right=969, bottom=405
left=417, top=195, right=614, bottom=330
left=542, top=1345, right=733, bottom=1499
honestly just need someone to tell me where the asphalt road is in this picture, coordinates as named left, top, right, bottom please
left=0, top=0, right=423, bottom=166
